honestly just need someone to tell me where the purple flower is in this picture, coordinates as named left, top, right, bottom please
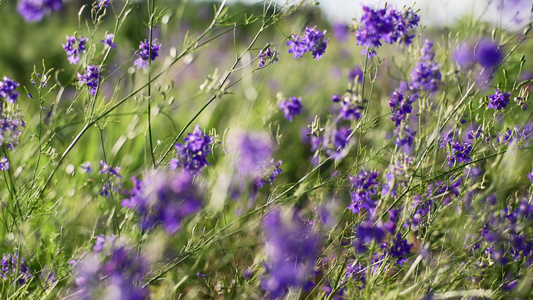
left=99, top=33, right=116, bottom=48
left=0, top=157, right=9, bottom=171
left=348, top=169, right=380, bottom=214
left=287, top=26, right=329, bottom=60
left=382, top=233, right=412, bottom=266
left=474, top=39, right=502, bottom=68
left=323, top=126, right=353, bottom=160
left=453, top=42, right=475, bottom=68
left=410, top=40, right=441, bottom=93
left=227, top=131, right=275, bottom=177
left=78, top=65, right=100, bottom=96
left=353, top=221, right=387, bottom=253
left=449, top=141, right=472, bottom=165
left=122, top=171, right=204, bottom=234
left=74, top=235, right=149, bottom=299
left=17, top=0, right=62, bottom=23
left=134, top=39, right=161, bottom=69
left=348, top=66, right=364, bottom=84
left=261, top=209, right=321, bottom=298
left=99, top=160, right=121, bottom=178
left=170, top=125, right=214, bottom=174
left=258, top=47, right=278, bottom=67
left=330, top=94, right=341, bottom=103
left=80, top=161, right=92, bottom=174
left=354, top=6, right=419, bottom=57
left=95, top=0, right=110, bottom=8
left=488, top=89, right=510, bottom=110
left=0, top=253, right=32, bottom=286
left=255, top=159, right=282, bottom=188
left=389, top=90, right=415, bottom=126
left=0, top=77, right=20, bottom=103
left=0, top=117, right=25, bottom=150
left=333, top=23, right=350, bottom=42
left=278, top=96, right=302, bottom=121
left=63, top=35, right=88, bottom=65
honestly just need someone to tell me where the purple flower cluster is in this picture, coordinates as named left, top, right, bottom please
left=122, top=170, right=203, bottom=234
left=0, top=117, right=25, bottom=150
left=0, top=157, right=9, bottom=170
left=63, top=35, right=88, bottom=65
left=354, top=6, right=419, bottom=57
left=227, top=131, right=274, bottom=178
left=258, top=47, right=278, bottom=67
left=410, top=40, right=441, bottom=93
left=488, top=88, right=510, bottom=110
left=170, top=125, right=214, bottom=174
left=323, top=125, right=353, bottom=160
left=0, top=77, right=21, bottom=103
left=348, top=169, right=380, bottom=215
left=78, top=65, right=100, bottom=96
left=440, top=131, right=472, bottom=165
left=95, top=0, right=110, bottom=8
left=0, top=253, right=32, bottom=286
left=286, top=26, right=329, bottom=60
left=255, top=159, right=282, bottom=188
left=74, top=235, right=149, bottom=299
left=99, top=33, right=116, bottom=49
left=261, top=209, right=321, bottom=298
left=17, top=0, right=62, bottom=22
left=278, top=96, right=302, bottom=121
left=381, top=233, right=412, bottom=266
left=389, top=90, right=414, bottom=126
left=134, top=39, right=161, bottom=69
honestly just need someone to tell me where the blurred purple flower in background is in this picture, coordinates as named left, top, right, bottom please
left=17, top=0, right=62, bottom=22
left=261, top=209, right=321, bottom=298
left=122, top=170, right=204, bottom=234
left=474, top=38, right=502, bottom=68
left=410, top=39, right=441, bottom=93
left=332, top=23, right=350, bottom=42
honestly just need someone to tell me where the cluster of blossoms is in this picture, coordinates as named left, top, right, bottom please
left=17, top=0, right=62, bottom=22
left=348, top=169, right=380, bottom=215
left=98, top=160, right=122, bottom=197
left=94, top=0, right=110, bottom=9
left=170, top=125, right=214, bottom=174
left=0, top=77, right=20, bottom=103
left=1, top=253, right=32, bottom=286
left=122, top=170, right=204, bottom=234
left=410, top=40, right=441, bottom=93
left=389, top=89, right=415, bottom=126
left=261, top=209, right=321, bottom=298
left=322, top=125, right=353, bottom=160
left=134, top=39, right=161, bottom=69
left=488, top=88, right=511, bottom=110
left=73, top=235, right=149, bottom=299
left=63, top=35, right=88, bottom=65
left=354, top=5, right=420, bottom=57
left=258, top=47, right=278, bottom=68
left=497, top=122, right=533, bottom=147
left=78, top=66, right=100, bottom=96
left=278, top=96, right=302, bottom=122
left=287, top=26, right=329, bottom=60
left=331, top=92, right=365, bottom=121
left=255, top=159, right=283, bottom=188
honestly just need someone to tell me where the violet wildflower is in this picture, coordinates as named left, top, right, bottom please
left=389, top=90, right=414, bottom=126
left=78, top=65, right=100, bottom=96
left=353, top=221, right=387, bottom=253
left=258, top=47, right=278, bottom=67
left=0, top=253, right=32, bottom=286
left=73, top=235, right=149, bottom=299
left=474, top=39, right=502, bottom=69
left=99, top=160, right=121, bottom=178
left=170, top=125, right=214, bottom=174
left=382, top=233, right=412, bottom=266
left=286, top=26, right=329, bottom=60
left=410, top=40, right=441, bottom=93
left=17, top=0, right=62, bottom=23
left=449, top=141, right=472, bottom=165
left=488, top=89, right=510, bottom=110
left=527, top=169, right=533, bottom=184
left=323, top=126, right=352, bottom=160
left=332, top=23, right=350, bottom=42
left=227, top=130, right=274, bottom=177
left=261, top=209, right=321, bottom=298
left=0, top=77, right=20, bottom=103
left=0, top=157, right=9, bottom=170
left=134, top=39, right=161, bottom=69
left=348, top=169, right=380, bottom=215
left=354, top=6, right=419, bottom=57
left=94, top=0, right=110, bottom=8
left=348, top=66, right=363, bottom=84
left=330, top=94, right=341, bottom=103
left=278, top=96, right=302, bottom=121
left=80, top=161, right=92, bottom=174
left=453, top=42, right=475, bottom=68
left=0, top=118, right=25, bottom=150
left=394, top=124, right=416, bottom=152
left=255, top=159, right=282, bottom=188
left=99, top=33, right=116, bottom=49
left=122, top=170, right=204, bottom=234
left=63, top=35, right=88, bottom=65
left=339, top=100, right=363, bottom=120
